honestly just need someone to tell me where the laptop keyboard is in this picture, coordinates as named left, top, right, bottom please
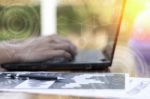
left=1, top=50, right=108, bottom=71
left=44, top=50, right=106, bottom=64
left=73, top=50, right=106, bottom=63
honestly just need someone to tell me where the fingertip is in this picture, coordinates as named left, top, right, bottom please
left=60, top=50, right=72, bottom=60
left=71, top=44, right=78, bottom=56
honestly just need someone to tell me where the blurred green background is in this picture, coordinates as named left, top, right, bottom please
left=57, top=0, right=120, bottom=50
left=57, top=0, right=116, bottom=36
left=0, top=1, right=40, bottom=40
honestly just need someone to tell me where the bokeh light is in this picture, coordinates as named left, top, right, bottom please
left=120, top=0, right=150, bottom=43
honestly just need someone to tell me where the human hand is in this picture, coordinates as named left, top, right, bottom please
left=12, top=35, right=77, bottom=63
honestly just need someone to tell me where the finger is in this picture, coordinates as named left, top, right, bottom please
left=62, top=40, right=77, bottom=55
left=51, top=43, right=76, bottom=57
left=46, top=35, right=77, bottom=56
left=46, top=50, right=72, bottom=60
left=58, top=37, right=77, bottom=53
left=51, top=36, right=77, bottom=55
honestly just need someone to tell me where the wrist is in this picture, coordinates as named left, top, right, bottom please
left=2, top=42, right=21, bottom=63
left=0, top=42, right=16, bottom=64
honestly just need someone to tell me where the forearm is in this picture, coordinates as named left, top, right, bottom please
left=0, top=42, right=17, bottom=64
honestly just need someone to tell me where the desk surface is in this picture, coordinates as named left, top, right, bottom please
left=0, top=92, right=101, bottom=99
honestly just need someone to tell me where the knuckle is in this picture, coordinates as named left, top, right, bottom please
left=60, top=50, right=66, bottom=56
left=59, top=50, right=70, bottom=58
left=49, top=38, right=56, bottom=43
left=64, top=43, right=71, bottom=50
left=46, top=36, right=57, bottom=43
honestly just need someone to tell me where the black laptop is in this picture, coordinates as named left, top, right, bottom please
left=1, top=0, right=126, bottom=71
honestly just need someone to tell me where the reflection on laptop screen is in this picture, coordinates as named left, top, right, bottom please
left=57, top=0, right=123, bottom=61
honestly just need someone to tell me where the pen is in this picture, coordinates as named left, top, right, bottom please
left=4, top=73, right=64, bottom=81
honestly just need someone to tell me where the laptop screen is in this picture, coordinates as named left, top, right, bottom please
left=57, top=0, right=125, bottom=62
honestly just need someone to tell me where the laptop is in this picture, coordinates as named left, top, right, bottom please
left=1, top=0, right=126, bottom=71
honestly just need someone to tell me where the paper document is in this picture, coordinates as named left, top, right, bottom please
left=15, top=80, right=55, bottom=89
left=0, top=72, right=126, bottom=89
left=2, top=72, right=150, bottom=98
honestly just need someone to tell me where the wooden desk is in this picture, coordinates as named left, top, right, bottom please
left=0, top=92, right=105, bottom=99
